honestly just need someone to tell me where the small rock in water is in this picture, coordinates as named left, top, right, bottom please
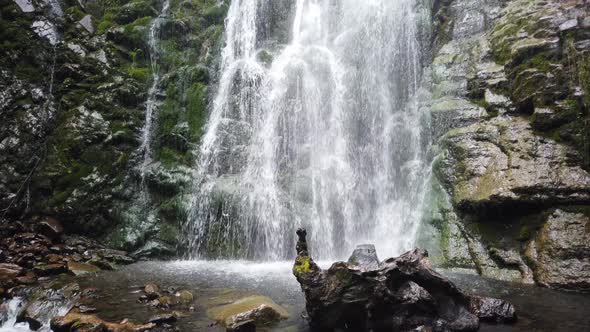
left=144, top=283, right=160, bottom=299
left=67, top=261, right=100, bottom=276
left=176, top=290, right=193, bottom=304
left=347, top=244, right=379, bottom=270
left=149, top=313, right=177, bottom=324
left=76, top=305, right=97, bottom=314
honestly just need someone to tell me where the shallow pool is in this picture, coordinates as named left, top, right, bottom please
left=77, top=261, right=590, bottom=331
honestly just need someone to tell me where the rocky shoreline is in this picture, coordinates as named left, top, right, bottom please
left=0, top=216, right=135, bottom=299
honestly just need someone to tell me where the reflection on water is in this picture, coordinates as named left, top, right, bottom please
left=76, top=261, right=590, bottom=331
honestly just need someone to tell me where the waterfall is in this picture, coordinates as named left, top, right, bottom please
left=139, top=0, right=170, bottom=183
left=185, top=0, right=431, bottom=260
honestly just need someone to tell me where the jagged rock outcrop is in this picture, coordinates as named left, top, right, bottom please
left=293, top=229, right=516, bottom=331
left=425, top=0, right=590, bottom=290
left=436, top=115, right=590, bottom=211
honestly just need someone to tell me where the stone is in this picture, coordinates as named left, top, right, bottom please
left=176, top=290, right=193, bottom=304
left=293, top=228, right=516, bottom=330
left=510, top=37, right=560, bottom=63
left=528, top=209, right=590, bottom=292
left=149, top=313, right=177, bottom=324
left=32, top=263, right=66, bottom=276
left=17, top=283, right=81, bottom=330
left=144, top=283, right=160, bottom=300
left=347, top=244, right=379, bottom=270
left=15, top=272, right=37, bottom=285
left=558, top=19, right=578, bottom=31
left=79, top=15, right=94, bottom=34
left=157, top=295, right=175, bottom=307
left=51, top=308, right=156, bottom=332
left=484, top=89, right=512, bottom=113
left=468, top=296, right=517, bottom=323
left=36, top=216, right=64, bottom=239
left=0, top=263, right=23, bottom=280
left=76, top=305, right=97, bottom=314
left=31, top=20, right=58, bottom=45
left=207, top=295, right=289, bottom=330
left=67, top=261, right=101, bottom=276
left=429, top=97, right=488, bottom=139
left=530, top=107, right=562, bottom=130
left=13, top=0, right=34, bottom=12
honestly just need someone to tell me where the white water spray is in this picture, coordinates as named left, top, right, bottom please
left=185, top=0, right=431, bottom=260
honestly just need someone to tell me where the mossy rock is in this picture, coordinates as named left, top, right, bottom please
left=207, top=295, right=289, bottom=329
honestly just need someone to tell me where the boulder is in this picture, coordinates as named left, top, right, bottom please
left=347, top=244, right=379, bottom=270
left=36, top=216, right=64, bottom=239
left=207, top=295, right=289, bottom=330
left=526, top=209, right=590, bottom=292
left=293, top=228, right=516, bottom=331
left=67, top=261, right=101, bottom=276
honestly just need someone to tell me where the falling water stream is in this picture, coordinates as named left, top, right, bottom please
left=185, top=0, right=431, bottom=260
left=139, top=0, right=170, bottom=186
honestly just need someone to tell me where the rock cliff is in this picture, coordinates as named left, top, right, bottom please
left=423, top=0, right=590, bottom=291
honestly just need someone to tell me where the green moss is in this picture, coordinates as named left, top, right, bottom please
left=97, top=20, right=114, bottom=34
left=124, top=65, right=150, bottom=81
left=293, top=256, right=311, bottom=277
left=187, top=83, right=206, bottom=141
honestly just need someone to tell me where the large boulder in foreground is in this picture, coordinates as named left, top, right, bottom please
left=293, top=229, right=516, bottom=331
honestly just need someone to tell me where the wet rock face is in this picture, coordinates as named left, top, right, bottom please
left=1, top=0, right=224, bottom=255
left=436, top=116, right=590, bottom=211
left=293, top=229, right=516, bottom=331
left=427, top=0, right=590, bottom=289
left=526, top=209, right=590, bottom=291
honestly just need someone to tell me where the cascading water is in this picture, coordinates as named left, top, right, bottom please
left=139, top=0, right=170, bottom=185
left=185, top=0, right=431, bottom=260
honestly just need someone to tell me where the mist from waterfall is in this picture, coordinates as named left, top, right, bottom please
left=184, top=0, right=431, bottom=260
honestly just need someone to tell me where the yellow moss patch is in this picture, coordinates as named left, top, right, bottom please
left=293, top=256, right=311, bottom=277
